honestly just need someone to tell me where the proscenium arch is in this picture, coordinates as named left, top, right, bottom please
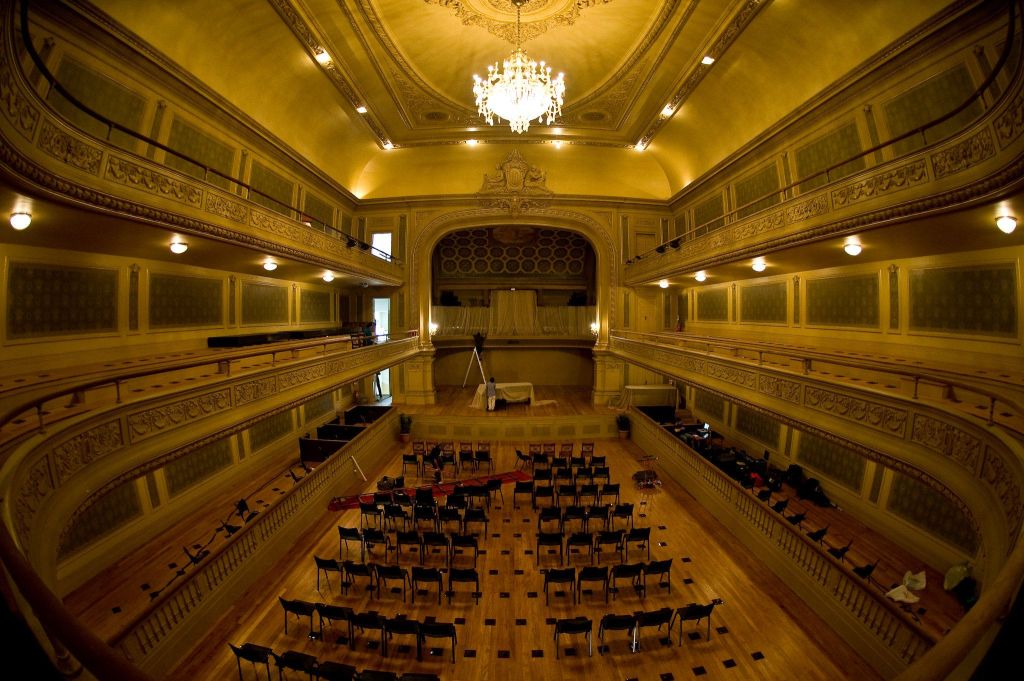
left=411, top=207, right=620, bottom=354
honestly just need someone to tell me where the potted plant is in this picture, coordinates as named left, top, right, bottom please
left=616, top=414, right=630, bottom=439
left=399, top=413, right=413, bottom=443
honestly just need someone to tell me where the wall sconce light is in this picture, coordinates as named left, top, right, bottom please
left=262, top=259, right=278, bottom=271
left=658, top=279, right=669, bottom=289
left=751, top=257, right=767, bottom=272
left=843, top=239, right=862, bottom=256
left=169, top=238, right=188, bottom=254
left=9, top=212, right=31, bottom=230
left=694, top=271, right=707, bottom=282
left=428, top=322, right=439, bottom=336
left=996, top=215, right=1017, bottom=234
left=322, top=271, right=335, bottom=282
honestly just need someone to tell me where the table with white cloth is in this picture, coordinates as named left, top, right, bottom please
left=610, top=385, right=679, bottom=410
left=470, top=382, right=535, bottom=409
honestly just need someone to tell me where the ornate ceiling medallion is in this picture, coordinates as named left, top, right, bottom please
left=428, top=0, right=612, bottom=42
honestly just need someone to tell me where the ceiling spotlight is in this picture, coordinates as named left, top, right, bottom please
left=355, top=105, right=367, bottom=114
left=382, top=141, right=394, bottom=150
left=661, top=104, right=674, bottom=117
left=634, top=141, right=647, bottom=151
left=751, top=257, right=767, bottom=272
left=552, top=139, right=563, bottom=149
left=314, top=50, right=331, bottom=65
left=843, top=240, right=862, bottom=256
left=322, top=271, right=335, bottom=283
left=659, top=279, right=669, bottom=289
left=9, top=212, right=31, bottom=230
left=262, top=259, right=278, bottom=271
left=694, top=271, right=707, bottom=282
left=996, top=215, right=1017, bottom=234
left=701, top=55, right=715, bottom=65
left=465, top=139, right=478, bottom=146
left=169, top=239, right=188, bottom=254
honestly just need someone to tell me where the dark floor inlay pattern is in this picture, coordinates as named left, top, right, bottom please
left=661, top=674, right=676, bottom=681
left=516, top=618, right=527, bottom=626
left=464, top=649, right=477, bottom=658
left=723, top=659, right=737, bottom=669
left=485, top=618, right=497, bottom=626
left=751, top=651, right=765, bottom=661
left=532, top=649, right=544, bottom=657
left=498, top=650, right=511, bottom=659
left=692, top=667, right=707, bottom=677
left=716, top=626, right=729, bottom=634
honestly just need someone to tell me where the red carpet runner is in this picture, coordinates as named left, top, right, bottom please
left=328, top=469, right=531, bottom=511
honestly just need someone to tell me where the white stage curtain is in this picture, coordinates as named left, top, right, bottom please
left=431, top=302, right=596, bottom=337
left=488, top=290, right=538, bottom=335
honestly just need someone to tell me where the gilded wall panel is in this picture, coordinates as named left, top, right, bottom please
left=149, top=274, right=222, bottom=328
left=300, top=289, right=332, bottom=323
left=909, top=413, right=982, bottom=472
left=303, top=191, right=334, bottom=228
left=758, top=374, right=802, bottom=403
left=248, top=410, right=294, bottom=452
left=908, top=264, right=1017, bottom=337
left=735, top=405, right=781, bottom=449
left=38, top=120, right=102, bottom=175
left=48, top=56, right=144, bottom=151
left=58, top=479, right=141, bottom=557
left=53, top=420, right=125, bottom=484
left=105, top=156, right=203, bottom=207
left=164, top=438, right=233, bottom=497
left=13, top=458, right=53, bottom=545
left=888, top=471, right=979, bottom=553
left=805, top=274, right=879, bottom=328
left=233, top=376, right=277, bottom=406
left=127, top=389, right=232, bottom=442
left=796, top=123, right=865, bottom=192
left=250, top=161, right=294, bottom=216
left=241, top=281, right=288, bottom=325
left=797, top=431, right=865, bottom=491
left=697, top=288, right=728, bottom=322
left=830, top=159, right=927, bottom=207
left=740, top=282, right=787, bottom=323
left=694, top=389, right=725, bottom=421
left=166, top=116, right=234, bottom=189
left=302, top=393, right=334, bottom=422
left=804, top=386, right=907, bottom=437
left=278, top=363, right=328, bottom=391
left=6, top=263, right=117, bottom=339
left=735, top=164, right=780, bottom=219
left=930, top=128, right=995, bottom=179
left=0, top=54, right=41, bottom=139
left=981, top=448, right=1024, bottom=543
left=885, top=64, right=981, bottom=156
left=705, top=362, right=757, bottom=390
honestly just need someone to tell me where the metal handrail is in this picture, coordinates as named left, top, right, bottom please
left=16, top=0, right=401, bottom=266
left=631, top=0, right=1020, bottom=263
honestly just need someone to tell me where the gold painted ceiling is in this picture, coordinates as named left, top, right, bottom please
left=81, top=0, right=949, bottom=199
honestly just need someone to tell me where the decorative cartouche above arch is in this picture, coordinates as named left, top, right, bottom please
left=476, top=149, right=553, bottom=214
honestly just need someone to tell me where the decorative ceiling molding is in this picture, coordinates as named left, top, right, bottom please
left=476, top=149, right=553, bottom=214
left=425, top=0, right=613, bottom=43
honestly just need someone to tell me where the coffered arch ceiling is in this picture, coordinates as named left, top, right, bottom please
left=87, top=0, right=950, bottom=200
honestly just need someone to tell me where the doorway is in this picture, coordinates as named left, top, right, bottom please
left=373, top=297, right=391, bottom=398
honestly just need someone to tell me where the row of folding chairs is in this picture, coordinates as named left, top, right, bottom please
left=535, top=528, right=652, bottom=566
left=335, top=526, right=487, bottom=567
left=536, top=503, right=629, bottom=532
left=552, top=601, right=724, bottom=659
left=404, top=449, right=493, bottom=478
left=513, top=481, right=622, bottom=509
left=540, top=559, right=672, bottom=605
left=229, top=641, right=441, bottom=681
left=528, top=442, right=596, bottom=457
left=531, top=465, right=611, bottom=486
left=515, top=450, right=606, bottom=471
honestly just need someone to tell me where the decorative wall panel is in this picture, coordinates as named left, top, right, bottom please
left=735, top=405, right=781, bottom=449
left=59, top=479, right=141, bottom=557
left=692, top=194, right=725, bottom=235
left=248, top=410, right=294, bottom=452
left=795, top=123, right=865, bottom=192
left=164, top=438, right=233, bottom=497
left=735, top=164, right=780, bottom=219
left=740, top=282, right=787, bottom=323
left=6, top=263, right=117, bottom=338
left=303, top=393, right=334, bottom=422
left=697, top=288, right=728, bottom=322
left=888, top=471, right=979, bottom=553
left=302, top=191, right=334, bottom=228
left=300, top=289, right=332, bottom=323
left=149, top=274, right=222, bottom=328
left=250, top=161, right=294, bottom=216
left=165, top=117, right=234, bottom=190
left=908, top=265, right=1017, bottom=337
left=797, top=432, right=866, bottom=491
left=806, top=274, right=879, bottom=328
left=241, top=282, right=288, bottom=325
left=885, top=64, right=981, bottom=156
left=434, top=227, right=591, bottom=282
left=694, top=389, right=725, bottom=421
left=48, top=56, right=144, bottom=151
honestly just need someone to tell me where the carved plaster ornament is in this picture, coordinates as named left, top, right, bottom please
left=426, top=0, right=612, bottom=42
left=476, top=149, right=553, bottom=214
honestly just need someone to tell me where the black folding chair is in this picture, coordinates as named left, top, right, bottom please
left=316, top=603, right=353, bottom=644
left=374, top=564, right=410, bottom=601
left=672, top=599, right=724, bottom=644
left=447, top=567, right=480, bottom=605
left=625, top=526, right=651, bottom=560
left=543, top=566, right=576, bottom=605
left=419, top=622, right=457, bottom=663
left=229, top=642, right=273, bottom=681
left=610, top=562, right=644, bottom=600
left=351, top=611, right=387, bottom=656
left=597, top=614, right=636, bottom=653
left=411, top=566, right=443, bottom=605
left=577, top=565, right=609, bottom=603
left=634, top=607, right=674, bottom=650
left=279, top=597, right=316, bottom=638
left=643, top=558, right=673, bottom=593
left=273, top=650, right=317, bottom=680
left=537, top=531, right=564, bottom=566
left=553, top=617, right=592, bottom=659
left=315, top=555, right=343, bottom=593
left=385, top=616, right=421, bottom=660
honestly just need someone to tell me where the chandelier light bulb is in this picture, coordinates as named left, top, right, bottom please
left=9, top=212, right=31, bottom=230
left=844, top=241, right=862, bottom=256
left=752, top=257, right=767, bottom=272
left=695, top=271, right=707, bottom=282
left=263, top=259, right=278, bottom=271
left=322, top=271, right=335, bottom=282
left=996, top=215, right=1017, bottom=234
left=659, top=279, right=669, bottom=289
left=472, top=0, right=565, bottom=134
left=169, top=239, right=188, bottom=254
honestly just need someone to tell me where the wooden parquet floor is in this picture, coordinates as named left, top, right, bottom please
left=168, top=439, right=885, bottom=681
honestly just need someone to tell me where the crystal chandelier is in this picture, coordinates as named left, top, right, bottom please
left=472, top=0, right=565, bottom=134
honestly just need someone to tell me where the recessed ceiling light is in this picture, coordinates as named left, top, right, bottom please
left=844, top=240, right=862, bottom=256
left=634, top=141, right=646, bottom=151
left=751, top=257, right=766, bottom=272
left=382, top=141, right=394, bottom=150
left=169, top=239, right=188, bottom=254
left=996, top=215, right=1017, bottom=234
left=661, top=104, right=674, bottom=117
left=315, top=50, right=331, bottom=65
left=356, top=105, right=367, bottom=114
left=695, top=271, right=707, bottom=282
left=322, top=271, right=335, bottom=282
left=701, top=55, right=715, bottom=65
left=465, top=139, right=478, bottom=146
left=552, top=139, right=563, bottom=149
left=9, top=212, right=31, bottom=230
left=263, top=259, right=278, bottom=271
left=659, top=279, right=669, bottom=289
